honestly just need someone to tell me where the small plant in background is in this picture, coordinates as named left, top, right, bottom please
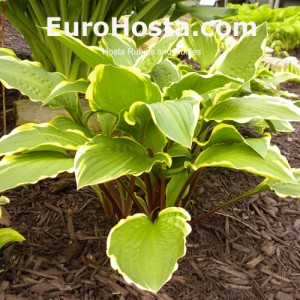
left=0, top=22, right=300, bottom=292
left=0, top=196, right=25, bottom=271
left=224, top=3, right=300, bottom=56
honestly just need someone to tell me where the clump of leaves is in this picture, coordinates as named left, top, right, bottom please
left=0, top=22, right=300, bottom=292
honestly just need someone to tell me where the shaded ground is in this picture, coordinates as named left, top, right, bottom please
left=0, top=21, right=300, bottom=300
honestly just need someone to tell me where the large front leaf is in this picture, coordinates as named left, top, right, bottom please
left=0, top=123, right=89, bottom=156
left=125, top=91, right=201, bottom=148
left=107, top=207, right=191, bottom=293
left=210, top=23, right=267, bottom=82
left=204, top=95, right=300, bottom=123
left=86, top=65, right=162, bottom=114
left=189, top=144, right=295, bottom=183
left=0, top=152, right=74, bottom=192
left=75, top=136, right=171, bottom=189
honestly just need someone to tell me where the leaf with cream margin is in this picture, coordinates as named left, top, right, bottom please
left=188, top=144, right=295, bottom=183
left=125, top=91, right=201, bottom=148
left=0, top=152, right=74, bottom=192
left=107, top=207, right=191, bottom=293
left=86, top=65, right=162, bottom=114
left=204, top=95, right=300, bottom=123
left=263, top=169, right=300, bottom=198
left=0, top=123, right=89, bottom=156
left=75, top=136, right=171, bottom=189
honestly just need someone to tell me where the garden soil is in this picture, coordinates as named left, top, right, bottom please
left=0, top=21, right=300, bottom=300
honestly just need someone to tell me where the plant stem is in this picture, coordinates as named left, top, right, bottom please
left=143, top=173, right=154, bottom=215
left=190, top=183, right=269, bottom=226
left=181, top=169, right=203, bottom=208
left=124, top=176, right=136, bottom=216
left=91, top=185, right=113, bottom=218
left=159, top=168, right=165, bottom=210
left=174, top=169, right=201, bottom=207
left=99, top=183, right=123, bottom=220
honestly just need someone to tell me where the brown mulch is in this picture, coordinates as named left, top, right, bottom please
left=0, top=20, right=300, bottom=300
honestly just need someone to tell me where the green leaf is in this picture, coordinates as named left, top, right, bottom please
left=151, top=59, right=181, bottom=88
left=264, top=169, right=300, bottom=198
left=75, top=136, right=171, bottom=189
left=101, top=34, right=140, bottom=66
left=166, top=171, right=189, bottom=207
left=117, top=109, right=168, bottom=153
left=0, top=228, right=25, bottom=249
left=196, top=124, right=270, bottom=158
left=45, top=79, right=89, bottom=105
left=135, top=35, right=178, bottom=73
left=0, top=152, right=74, bottom=192
left=189, top=144, right=295, bottom=183
left=87, top=65, right=162, bottom=114
left=47, top=28, right=114, bottom=68
left=0, top=52, right=75, bottom=108
left=210, top=23, right=267, bottom=82
left=0, top=123, right=89, bottom=156
left=204, top=95, right=300, bottom=123
left=50, top=116, right=92, bottom=138
left=184, top=21, right=220, bottom=70
left=125, top=91, right=201, bottom=148
left=107, top=207, right=191, bottom=293
left=166, top=73, right=242, bottom=99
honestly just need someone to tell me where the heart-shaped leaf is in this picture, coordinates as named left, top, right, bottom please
left=107, top=207, right=191, bottom=293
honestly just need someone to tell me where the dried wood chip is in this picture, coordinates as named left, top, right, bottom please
left=261, top=243, right=276, bottom=257
left=245, top=255, right=265, bottom=269
left=31, top=283, right=58, bottom=294
left=275, top=291, right=293, bottom=300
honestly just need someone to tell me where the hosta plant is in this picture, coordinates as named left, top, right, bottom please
left=0, top=22, right=300, bottom=292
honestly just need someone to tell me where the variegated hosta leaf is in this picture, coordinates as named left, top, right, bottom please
left=0, top=152, right=74, bottom=192
left=195, top=124, right=271, bottom=158
left=264, top=169, right=300, bottom=198
left=151, top=59, right=181, bottom=89
left=101, top=34, right=140, bottom=66
left=189, top=144, right=295, bottom=183
left=0, top=122, right=89, bottom=156
left=75, top=136, right=171, bottom=189
left=0, top=49, right=76, bottom=109
left=135, top=35, right=178, bottom=73
left=184, top=21, right=220, bottom=70
left=210, top=23, right=267, bottom=82
left=166, top=73, right=242, bottom=99
left=107, top=207, right=191, bottom=293
left=86, top=65, right=162, bottom=114
left=125, top=91, right=201, bottom=148
left=204, top=95, right=300, bottom=123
